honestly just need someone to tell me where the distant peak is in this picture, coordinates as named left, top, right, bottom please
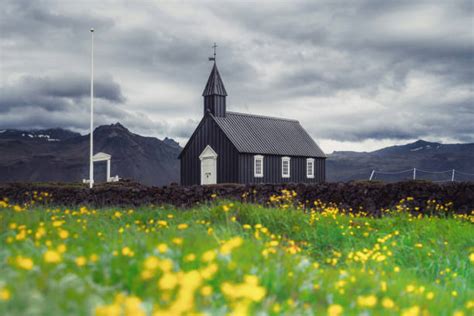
left=408, top=139, right=441, bottom=149
left=111, top=122, right=127, bottom=129
left=163, top=137, right=180, bottom=148
left=96, top=122, right=128, bottom=131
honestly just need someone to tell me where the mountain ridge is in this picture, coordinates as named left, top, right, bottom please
left=327, top=140, right=474, bottom=182
left=1, top=124, right=473, bottom=184
left=0, top=123, right=181, bottom=186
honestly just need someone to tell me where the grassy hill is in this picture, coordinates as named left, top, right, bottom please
left=0, top=196, right=473, bottom=315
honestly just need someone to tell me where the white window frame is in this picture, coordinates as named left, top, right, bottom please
left=254, top=155, right=264, bottom=178
left=306, top=158, right=315, bottom=178
left=281, top=156, right=291, bottom=178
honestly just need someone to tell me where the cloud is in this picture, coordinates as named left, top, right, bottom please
left=0, top=74, right=125, bottom=113
left=0, top=0, right=473, bottom=152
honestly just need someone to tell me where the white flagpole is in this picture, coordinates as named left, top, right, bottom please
left=89, top=28, right=94, bottom=189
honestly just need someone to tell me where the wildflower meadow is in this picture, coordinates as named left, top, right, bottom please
left=0, top=191, right=473, bottom=315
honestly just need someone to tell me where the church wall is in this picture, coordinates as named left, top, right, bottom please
left=238, top=154, right=325, bottom=184
left=180, top=115, right=239, bottom=185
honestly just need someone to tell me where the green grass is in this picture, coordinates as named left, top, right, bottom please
left=0, top=200, right=473, bottom=316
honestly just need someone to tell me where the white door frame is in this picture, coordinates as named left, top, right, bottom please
left=199, top=145, right=218, bottom=185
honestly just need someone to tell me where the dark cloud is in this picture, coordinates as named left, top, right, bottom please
left=0, top=0, right=473, bottom=151
left=0, top=74, right=125, bottom=113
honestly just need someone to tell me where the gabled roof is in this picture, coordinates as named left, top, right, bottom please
left=202, top=63, right=227, bottom=96
left=212, top=112, right=326, bottom=158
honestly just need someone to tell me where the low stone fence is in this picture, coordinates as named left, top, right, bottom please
left=1, top=180, right=473, bottom=214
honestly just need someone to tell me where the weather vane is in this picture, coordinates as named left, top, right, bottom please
left=209, top=42, right=217, bottom=62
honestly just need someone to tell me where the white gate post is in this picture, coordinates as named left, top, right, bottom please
left=451, top=169, right=455, bottom=182
left=413, top=168, right=416, bottom=180
left=106, top=159, right=111, bottom=182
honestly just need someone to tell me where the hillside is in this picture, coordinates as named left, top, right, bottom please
left=327, top=140, right=474, bottom=182
left=1, top=125, right=473, bottom=184
left=0, top=123, right=180, bottom=186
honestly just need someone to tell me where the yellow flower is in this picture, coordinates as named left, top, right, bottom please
left=52, top=220, right=64, bottom=227
left=178, top=223, right=188, bottom=230
left=58, top=229, right=69, bottom=239
left=470, top=253, right=474, bottom=263
left=327, top=304, right=343, bottom=316
left=95, top=304, right=121, bottom=316
left=90, top=254, right=99, bottom=262
left=0, top=288, right=11, bottom=301
left=357, top=294, right=377, bottom=308
left=221, top=276, right=266, bottom=303
left=121, top=247, right=133, bottom=257
left=15, top=256, right=34, bottom=270
left=201, top=250, right=216, bottom=262
left=426, top=292, right=434, bottom=300
left=222, top=205, right=230, bottom=212
left=158, top=273, right=178, bottom=290
left=44, top=250, right=62, bottom=263
left=200, top=285, right=213, bottom=296
left=159, top=259, right=173, bottom=272
left=394, top=266, right=401, bottom=273
left=401, top=306, right=420, bottom=316
left=13, top=205, right=23, bottom=212
left=57, top=244, right=67, bottom=253
left=144, top=256, right=160, bottom=270
left=75, top=256, right=87, bottom=267
left=172, top=238, right=183, bottom=245
left=382, top=297, right=395, bottom=309
left=220, top=237, right=243, bottom=255
left=156, top=243, right=168, bottom=253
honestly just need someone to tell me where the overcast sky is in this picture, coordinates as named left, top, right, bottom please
left=1, top=0, right=473, bottom=152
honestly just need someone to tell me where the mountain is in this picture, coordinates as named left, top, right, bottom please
left=1, top=128, right=473, bottom=184
left=0, top=123, right=181, bottom=186
left=327, top=140, right=474, bottom=182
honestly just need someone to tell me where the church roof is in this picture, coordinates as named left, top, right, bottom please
left=212, top=112, right=326, bottom=158
left=202, top=63, right=227, bottom=96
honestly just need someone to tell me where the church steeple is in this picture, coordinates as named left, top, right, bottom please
left=202, top=44, right=227, bottom=117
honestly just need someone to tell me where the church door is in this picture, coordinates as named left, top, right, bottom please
left=199, top=145, right=217, bottom=185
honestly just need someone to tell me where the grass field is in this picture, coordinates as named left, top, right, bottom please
left=0, top=192, right=473, bottom=316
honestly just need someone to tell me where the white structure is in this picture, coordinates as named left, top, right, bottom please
left=199, top=145, right=217, bottom=185
left=83, top=152, right=119, bottom=184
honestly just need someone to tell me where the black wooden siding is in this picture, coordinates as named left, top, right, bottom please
left=180, top=115, right=239, bottom=185
left=204, top=95, right=226, bottom=117
left=238, top=154, right=325, bottom=184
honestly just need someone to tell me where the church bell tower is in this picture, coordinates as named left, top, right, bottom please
left=202, top=43, right=227, bottom=117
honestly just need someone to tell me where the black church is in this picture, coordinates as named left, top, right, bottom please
left=179, top=60, right=326, bottom=185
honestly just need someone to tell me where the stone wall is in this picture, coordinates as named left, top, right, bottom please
left=1, top=180, right=473, bottom=214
